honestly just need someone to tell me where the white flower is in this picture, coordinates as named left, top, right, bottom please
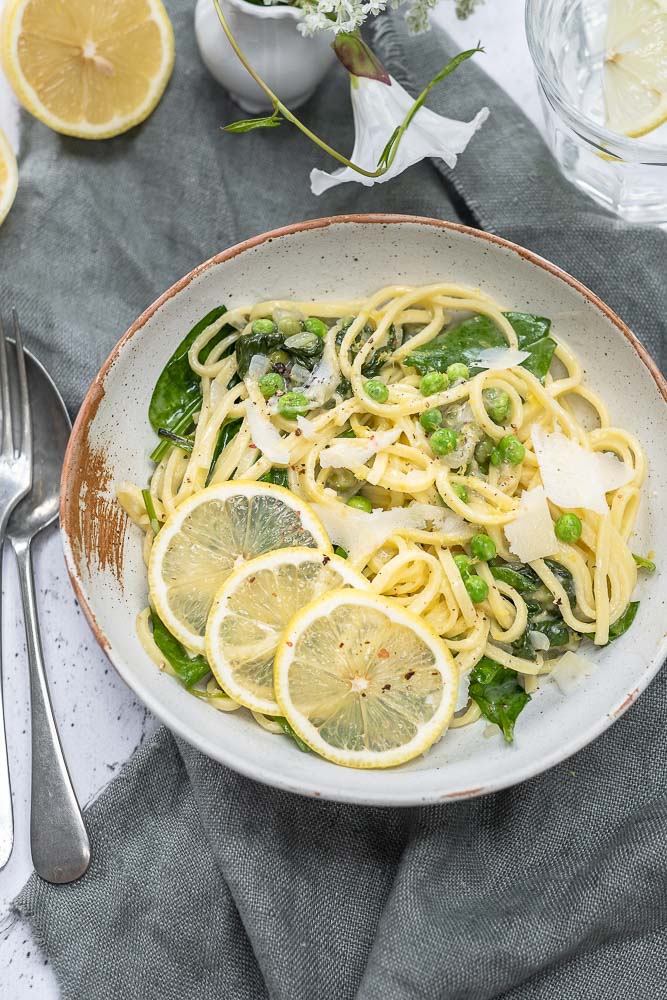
left=310, top=74, right=489, bottom=195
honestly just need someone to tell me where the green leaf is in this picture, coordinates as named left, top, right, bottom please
left=149, top=306, right=230, bottom=462
left=584, top=601, right=639, bottom=644
left=224, top=114, right=282, bottom=133
left=633, top=554, right=656, bottom=573
left=206, top=419, right=242, bottom=486
left=336, top=320, right=398, bottom=378
left=468, top=655, right=531, bottom=743
left=150, top=612, right=210, bottom=688
left=268, top=716, right=311, bottom=753
left=544, top=558, right=576, bottom=606
left=405, top=312, right=556, bottom=383
left=512, top=617, right=570, bottom=660
left=377, top=126, right=400, bottom=170
left=260, top=467, right=289, bottom=488
left=157, top=428, right=194, bottom=453
left=489, top=561, right=541, bottom=595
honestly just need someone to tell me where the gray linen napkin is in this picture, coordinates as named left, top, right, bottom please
left=4, top=4, right=666, bottom=998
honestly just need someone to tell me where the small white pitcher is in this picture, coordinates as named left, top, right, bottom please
left=195, top=0, right=337, bottom=114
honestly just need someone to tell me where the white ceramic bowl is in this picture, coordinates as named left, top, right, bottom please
left=61, top=216, right=667, bottom=806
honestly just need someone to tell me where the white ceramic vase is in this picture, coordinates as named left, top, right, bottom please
left=194, top=0, right=337, bottom=114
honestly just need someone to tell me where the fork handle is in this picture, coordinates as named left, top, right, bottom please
left=12, top=535, right=90, bottom=883
left=0, top=526, right=14, bottom=869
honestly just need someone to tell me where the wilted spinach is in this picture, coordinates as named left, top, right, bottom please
left=584, top=601, right=639, bottom=644
left=150, top=612, right=210, bottom=688
left=468, top=656, right=531, bottom=743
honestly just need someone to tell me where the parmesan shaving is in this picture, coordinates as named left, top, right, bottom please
left=504, top=486, right=559, bottom=562
left=470, top=347, right=530, bottom=370
left=550, top=650, right=597, bottom=694
left=296, top=415, right=317, bottom=439
left=245, top=399, right=290, bottom=464
left=311, top=501, right=463, bottom=561
left=532, top=426, right=633, bottom=514
left=319, top=428, right=401, bottom=470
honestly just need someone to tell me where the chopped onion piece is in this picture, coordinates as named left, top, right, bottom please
left=290, top=363, right=311, bottom=385
left=528, top=630, right=550, bottom=651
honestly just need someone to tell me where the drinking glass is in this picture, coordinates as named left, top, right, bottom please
left=526, top=0, right=667, bottom=225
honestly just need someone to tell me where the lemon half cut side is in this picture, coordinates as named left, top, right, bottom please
left=274, top=589, right=458, bottom=769
left=1, top=0, right=175, bottom=139
left=149, top=482, right=331, bottom=655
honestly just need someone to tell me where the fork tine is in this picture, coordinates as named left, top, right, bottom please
left=11, top=310, right=31, bottom=461
left=0, top=316, right=13, bottom=455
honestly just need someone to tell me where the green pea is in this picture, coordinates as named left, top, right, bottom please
left=474, top=436, right=494, bottom=466
left=419, top=408, right=443, bottom=433
left=453, top=553, right=470, bottom=577
left=499, top=434, right=525, bottom=465
left=420, top=371, right=448, bottom=396
left=258, top=372, right=285, bottom=398
left=304, top=317, right=328, bottom=339
left=483, top=387, right=511, bottom=424
left=471, top=534, right=497, bottom=562
left=277, top=391, right=309, bottom=420
left=334, top=546, right=349, bottom=559
left=268, top=349, right=290, bottom=367
left=328, top=468, right=357, bottom=491
left=453, top=484, right=469, bottom=503
left=347, top=495, right=373, bottom=513
left=489, top=448, right=502, bottom=467
left=446, top=363, right=469, bottom=382
left=252, top=318, right=275, bottom=335
left=465, top=575, right=489, bottom=603
left=555, top=513, right=583, bottom=543
left=430, top=427, right=458, bottom=456
left=364, top=379, right=389, bottom=404
left=277, top=316, right=302, bottom=338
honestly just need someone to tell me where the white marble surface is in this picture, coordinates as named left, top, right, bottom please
left=0, top=2, right=543, bottom=995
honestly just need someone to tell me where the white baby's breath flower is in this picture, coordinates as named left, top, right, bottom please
left=310, top=74, right=488, bottom=195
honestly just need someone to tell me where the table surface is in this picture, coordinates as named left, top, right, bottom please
left=0, top=2, right=543, bottom=993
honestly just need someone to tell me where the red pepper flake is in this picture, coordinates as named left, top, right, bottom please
left=286, top=641, right=293, bottom=647
left=377, top=648, right=390, bottom=659
left=404, top=670, right=415, bottom=680
left=249, top=443, right=257, bottom=449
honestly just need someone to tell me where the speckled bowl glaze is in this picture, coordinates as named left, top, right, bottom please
left=61, top=216, right=667, bottom=806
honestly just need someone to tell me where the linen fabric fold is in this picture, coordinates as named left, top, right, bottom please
left=6, top=3, right=667, bottom=998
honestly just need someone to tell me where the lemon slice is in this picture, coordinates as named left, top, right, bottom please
left=148, top=482, right=331, bottom=654
left=206, top=548, right=368, bottom=715
left=1, top=0, right=174, bottom=139
left=274, top=589, right=458, bottom=769
left=604, top=0, right=667, bottom=137
left=0, top=128, right=17, bottom=226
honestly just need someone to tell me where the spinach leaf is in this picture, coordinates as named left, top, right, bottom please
left=141, top=489, right=161, bottom=536
left=149, top=305, right=228, bottom=436
left=157, top=428, right=194, bottom=453
left=150, top=612, right=210, bottom=688
left=512, top=617, right=570, bottom=660
left=544, top=559, right=576, bottom=606
left=235, top=327, right=284, bottom=378
left=633, top=554, right=656, bottom=573
left=468, top=655, right=531, bottom=743
left=260, top=468, right=289, bottom=488
left=405, top=312, right=556, bottom=382
left=584, top=601, right=639, bottom=644
left=206, top=419, right=242, bottom=486
left=268, top=716, right=311, bottom=753
left=489, top=559, right=541, bottom=594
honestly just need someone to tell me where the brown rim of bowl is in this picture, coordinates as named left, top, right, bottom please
left=60, top=212, right=667, bottom=655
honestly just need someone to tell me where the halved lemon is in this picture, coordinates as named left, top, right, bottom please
left=148, top=482, right=331, bottom=654
left=274, top=589, right=458, bottom=769
left=1, top=0, right=174, bottom=139
left=206, top=548, right=368, bottom=715
left=0, top=128, right=17, bottom=226
left=604, top=0, right=667, bottom=137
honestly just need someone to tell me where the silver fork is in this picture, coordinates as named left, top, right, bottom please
left=0, top=311, right=32, bottom=869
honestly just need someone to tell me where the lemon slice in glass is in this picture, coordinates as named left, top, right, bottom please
left=274, top=589, right=458, bottom=769
left=0, top=128, right=17, bottom=227
left=206, top=548, right=369, bottom=715
left=149, top=483, right=331, bottom=654
left=604, top=0, right=667, bottom=137
left=1, top=0, right=174, bottom=139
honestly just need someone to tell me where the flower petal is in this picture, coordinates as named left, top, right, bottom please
left=310, top=74, right=488, bottom=195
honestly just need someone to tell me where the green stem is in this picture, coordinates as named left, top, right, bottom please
left=212, top=0, right=481, bottom=179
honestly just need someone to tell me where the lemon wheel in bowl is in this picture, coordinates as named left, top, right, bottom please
left=1, top=0, right=174, bottom=139
left=206, top=547, right=369, bottom=716
left=0, top=128, right=17, bottom=226
left=274, top=589, right=459, bottom=769
left=148, top=482, right=331, bottom=655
